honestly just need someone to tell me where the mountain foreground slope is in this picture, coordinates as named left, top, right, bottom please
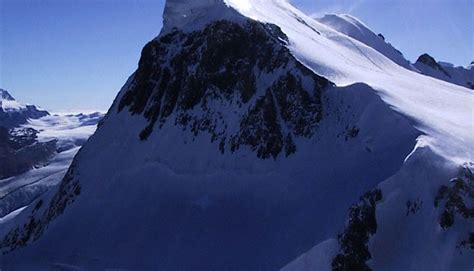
left=0, top=1, right=472, bottom=270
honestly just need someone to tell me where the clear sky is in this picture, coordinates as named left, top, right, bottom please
left=1, top=0, right=472, bottom=112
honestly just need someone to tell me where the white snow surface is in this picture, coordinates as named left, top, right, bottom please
left=163, top=0, right=473, bottom=162
left=21, top=113, right=103, bottom=151
left=0, top=99, right=26, bottom=112
left=315, top=14, right=415, bottom=71
left=221, top=0, right=472, bottom=163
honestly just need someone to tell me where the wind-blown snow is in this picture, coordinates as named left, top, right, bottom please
left=315, top=14, right=415, bottom=71
left=224, top=0, right=473, bottom=163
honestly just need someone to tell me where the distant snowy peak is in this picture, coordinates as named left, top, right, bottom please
left=161, top=0, right=239, bottom=34
left=414, top=54, right=474, bottom=89
left=0, top=89, right=49, bottom=128
left=0, top=89, right=25, bottom=112
left=0, top=89, right=15, bottom=101
left=315, top=14, right=414, bottom=70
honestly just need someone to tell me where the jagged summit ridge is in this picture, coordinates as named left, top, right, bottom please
left=161, top=0, right=291, bottom=34
left=162, top=0, right=223, bottom=32
left=119, top=18, right=329, bottom=159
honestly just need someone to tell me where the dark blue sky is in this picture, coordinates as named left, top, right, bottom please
left=1, top=0, right=472, bottom=112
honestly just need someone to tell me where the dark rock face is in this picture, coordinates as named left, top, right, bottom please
left=406, top=198, right=423, bottom=216
left=332, top=189, right=382, bottom=271
left=416, top=53, right=451, bottom=78
left=458, top=232, right=474, bottom=252
left=118, top=20, right=329, bottom=159
left=0, top=89, right=15, bottom=100
left=434, top=167, right=474, bottom=229
left=467, top=82, right=474, bottom=90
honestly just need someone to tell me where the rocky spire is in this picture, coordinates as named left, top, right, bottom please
left=0, top=89, right=15, bottom=101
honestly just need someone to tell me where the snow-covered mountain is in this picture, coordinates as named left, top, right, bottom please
left=0, top=89, right=49, bottom=128
left=414, top=54, right=474, bottom=89
left=315, top=14, right=474, bottom=91
left=315, top=14, right=415, bottom=71
left=0, top=1, right=472, bottom=270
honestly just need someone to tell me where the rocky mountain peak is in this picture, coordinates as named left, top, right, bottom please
left=119, top=19, right=329, bottom=159
left=0, top=89, right=15, bottom=101
left=416, top=53, right=437, bottom=66
left=416, top=53, right=451, bottom=78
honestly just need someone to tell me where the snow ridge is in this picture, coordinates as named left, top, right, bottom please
left=220, top=0, right=473, bottom=163
left=315, top=14, right=415, bottom=71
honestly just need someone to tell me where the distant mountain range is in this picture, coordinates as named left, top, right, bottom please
left=0, top=89, right=49, bottom=128
left=0, top=89, right=102, bottom=225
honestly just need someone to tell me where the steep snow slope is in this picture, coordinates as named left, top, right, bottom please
left=414, top=54, right=474, bottom=89
left=283, top=146, right=473, bottom=271
left=315, top=14, right=415, bottom=71
left=0, top=82, right=420, bottom=270
left=0, top=1, right=472, bottom=270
